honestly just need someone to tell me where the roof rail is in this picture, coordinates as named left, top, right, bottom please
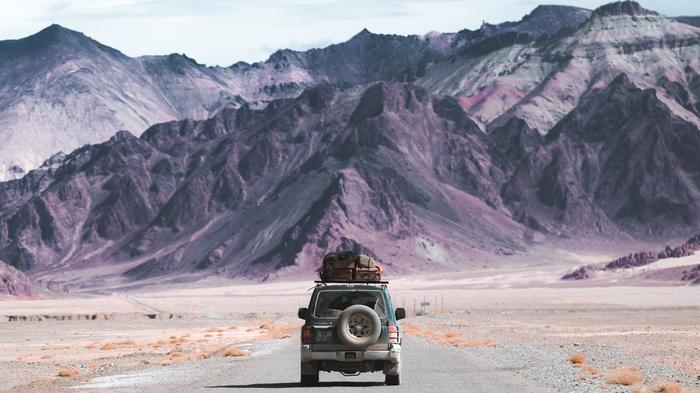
left=314, top=280, right=389, bottom=285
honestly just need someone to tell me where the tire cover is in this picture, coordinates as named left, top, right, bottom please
left=336, top=304, right=381, bottom=349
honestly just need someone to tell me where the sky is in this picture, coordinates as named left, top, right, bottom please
left=1, top=0, right=699, bottom=66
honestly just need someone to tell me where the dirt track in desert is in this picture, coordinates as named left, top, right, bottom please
left=1, top=275, right=699, bottom=393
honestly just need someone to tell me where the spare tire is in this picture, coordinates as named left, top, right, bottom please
left=336, top=305, right=381, bottom=349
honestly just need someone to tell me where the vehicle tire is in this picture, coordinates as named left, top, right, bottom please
left=300, top=372, right=319, bottom=386
left=300, top=374, right=317, bottom=386
left=385, top=374, right=400, bottom=386
left=300, top=362, right=319, bottom=386
left=336, top=305, right=381, bottom=349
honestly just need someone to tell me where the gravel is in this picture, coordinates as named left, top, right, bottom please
left=47, top=337, right=697, bottom=393
left=473, top=343, right=698, bottom=393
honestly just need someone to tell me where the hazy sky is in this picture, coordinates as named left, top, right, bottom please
left=1, top=0, right=699, bottom=66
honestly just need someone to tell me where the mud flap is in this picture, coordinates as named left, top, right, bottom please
left=383, top=360, right=401, bottom=376
left=301, top=361, right=317, bottom=375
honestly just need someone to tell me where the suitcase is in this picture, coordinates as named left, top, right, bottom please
left=319, top=252, right=383, bottom=282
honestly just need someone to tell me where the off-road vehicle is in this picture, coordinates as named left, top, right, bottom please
left=298, top=281, right=405, bottom=386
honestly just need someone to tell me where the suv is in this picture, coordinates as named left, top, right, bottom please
left=297, top=282, right=405, bottom=386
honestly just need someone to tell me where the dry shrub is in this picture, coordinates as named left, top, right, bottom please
left=433, top=332, right=493, bottom=347
left=246, top=327, right=255, bottom=332
left=631, top=384, right=650, bottom=393
left=100, top=340, right=136, bottom=350
left=190, top=352, right=208, bottom=360
left=569, top=354, right=586, bottom=364
left=260, top=323, right=297, bottom=340
left=204, top=334, right=213, bottom=338
left=651, top=382, right=682, bottom=393
left=228, top=326, right=237, bottom=330
left=223, top=347, right=249, bottom=357
left=83, top=343, right=96, bottom=349
left=205, top=327, right=218, bottom=333
left=167, top=352, right=185, bottom=363
left=580, top=363, right=601, bottom=376
left=259, top=323, right=269, bottom=329
left=580, top=374, right=588, bottom=381
left=400, top=323, right=423, bottom=336
left=151, top=340, right=167, bottom=348
left=462, top=338, right=495, bottom=347
left=40, top=355, right=52, bottom=360
left=57, top=368, right=79, bottom=377
left=604, top=366, right=645, bottom=386
left=398, top=323, right=492, bottom=348
left=169, top=336, right=177, bottom=339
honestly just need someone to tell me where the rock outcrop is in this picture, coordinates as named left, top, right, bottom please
left=562, top=233, right=700, bottom=281
left=0, top=261, right=38, bottom=296
left=504, top=74, right=700, bottom=236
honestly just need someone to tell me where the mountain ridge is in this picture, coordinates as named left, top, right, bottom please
left=1, top=1, right=700, bottom=292
left=3, top=71, right=700, bottom=290
left=0, top=4, right=603, bottom=180
left=0, top=81, right=532, bottom=289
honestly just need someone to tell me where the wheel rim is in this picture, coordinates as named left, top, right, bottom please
left=347, top=313, right=372, bottom=338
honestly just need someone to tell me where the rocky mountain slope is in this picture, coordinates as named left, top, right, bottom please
left=0, top=83, right=532, bottom=289
left=562, top=233, right=700, bottom=284
left=418, top=2, right=700, bottom=132
left=448, top=4, right=591, bottom=49
left=0, top=6, right=596, bottom=181
left=502, top=74, right=700, bottom=237
left=3, top=70, right=700, bottom=288
left=676, top=16, right=700, bottom=28
left=1, top=1, right=700, bottom=290
left=0, top=261, right=39, bottom=297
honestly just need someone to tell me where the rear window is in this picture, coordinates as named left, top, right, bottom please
left=313, top=290, right=387, bottom=318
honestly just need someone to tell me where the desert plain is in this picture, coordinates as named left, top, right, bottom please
left=0, top=258, right=699, bottom=393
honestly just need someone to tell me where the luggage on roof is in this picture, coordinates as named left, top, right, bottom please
left=319, top=251, right=384, bottom=282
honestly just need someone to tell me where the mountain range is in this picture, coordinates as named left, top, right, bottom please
left=0, top=4, right=601, bottom=182
left=1, top=1, right=700, bottom=294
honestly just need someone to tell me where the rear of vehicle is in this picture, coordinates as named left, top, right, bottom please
left=298, top=284, right=405, bottom=386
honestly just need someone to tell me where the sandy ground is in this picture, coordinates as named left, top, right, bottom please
left=0, top=272, right=699, bottom=392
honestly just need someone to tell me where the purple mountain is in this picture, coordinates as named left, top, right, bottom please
left=1, top=1, right=700, bottom=293
left=0, top=83, right=531, bottom=290
left=0, top=5, right=595, bottom=181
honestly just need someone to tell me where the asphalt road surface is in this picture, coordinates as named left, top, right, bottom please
left=73, top=337, right=542, bottom=393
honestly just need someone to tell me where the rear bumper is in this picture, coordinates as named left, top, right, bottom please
left=300, top=344, right=401, bottom=363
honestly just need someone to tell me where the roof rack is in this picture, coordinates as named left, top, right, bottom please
left=314, top=280, right=388, bottom=285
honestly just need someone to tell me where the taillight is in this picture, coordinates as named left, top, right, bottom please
left=302, top=325, right=312, bottom=344
left=388, top=325, right=400, bottom=344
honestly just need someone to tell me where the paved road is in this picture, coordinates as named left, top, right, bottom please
left=73, top=337, right=543, bottom=393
